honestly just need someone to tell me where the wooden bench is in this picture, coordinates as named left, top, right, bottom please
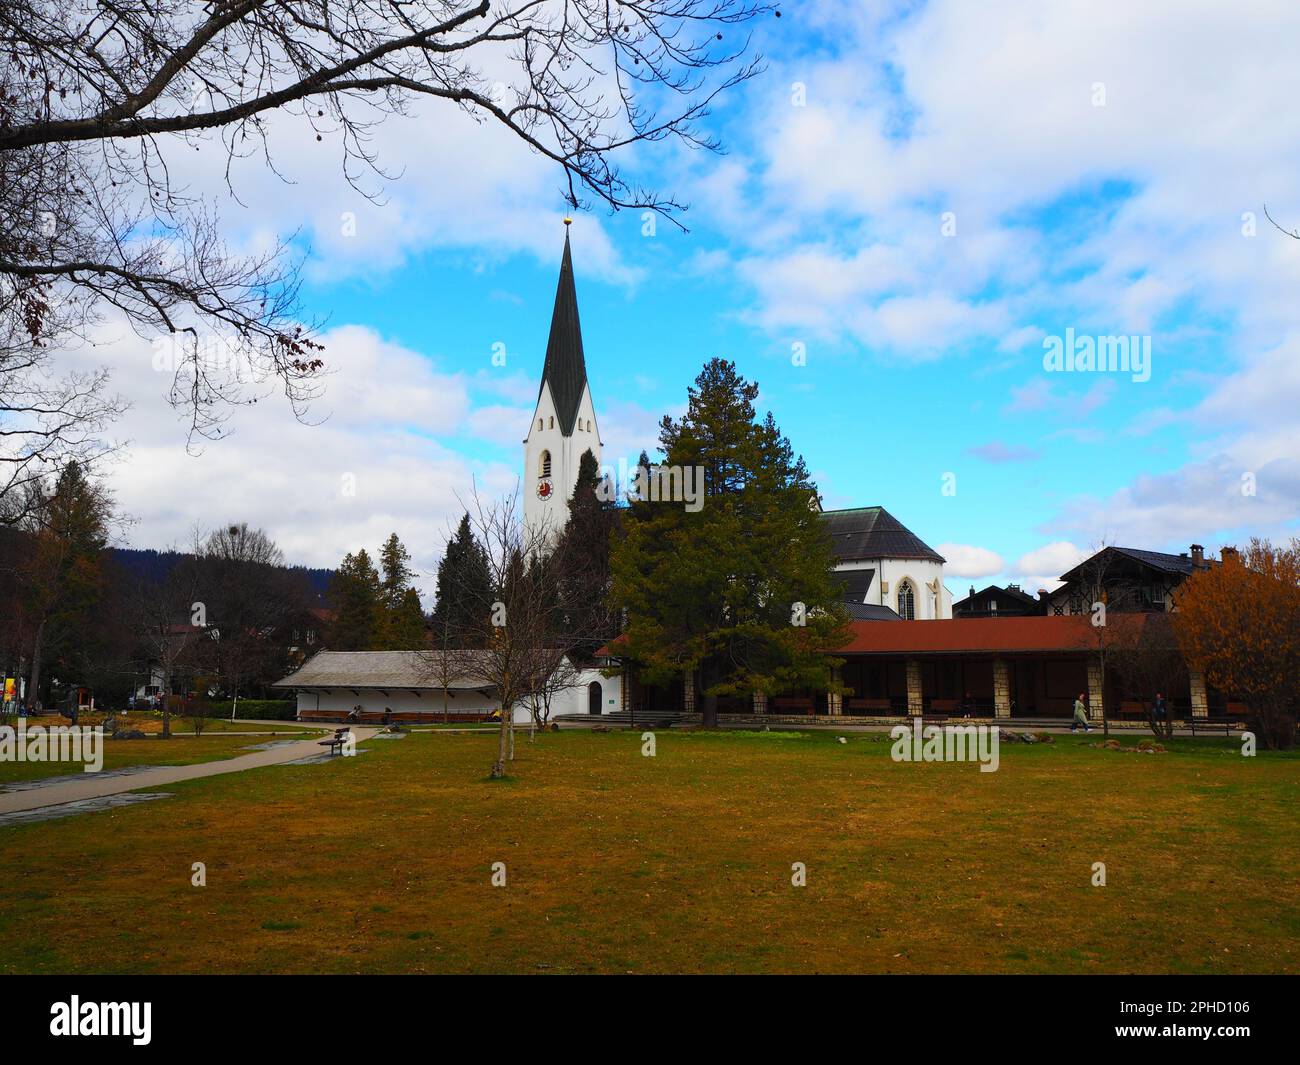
left=1117, top=700, right=1147, bottom=720
left=1189, top=717, right=1237, bottom=736
left=929, top=698, right=959, bottom=714
left=772, top=697, right=815, bottom=716
left=318, top=728, right=350, bottom=756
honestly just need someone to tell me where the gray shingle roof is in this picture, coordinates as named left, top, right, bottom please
left=821, top=507, right=945, bottom=564
left=1058, top=546, right=1197, bottom=581
left=954, top=583, right=1042, bottom=609
left=844, top=602, right=902, bottom=621
left=834, top=568, right=876, bottom=602
left=273, top=650, right=495, bottom=691
left=1110, top=547, right=1196, bottom=575
left=538, top=230, right=589, bottom=436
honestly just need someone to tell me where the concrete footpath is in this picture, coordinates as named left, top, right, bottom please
left=0, top=728, right=379, bottom=817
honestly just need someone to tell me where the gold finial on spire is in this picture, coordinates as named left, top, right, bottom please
left=563, top=215, right=573, bottom=227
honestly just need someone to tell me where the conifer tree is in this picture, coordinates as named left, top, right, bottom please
left=329, top=549, right=382, bottom=650
left=553, top=449, right=620, bottom=662
left=378, top=533, right=414, bottom=608
left=611, top=359, right=851, bottom=728
left=430, top=514, right=493, bottom=648
left=387, top=586, right=428, bottom=650
left=374, top=532, right=424, bottom=648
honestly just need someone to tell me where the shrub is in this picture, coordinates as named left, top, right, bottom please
left=206, top=699, right=297, bottom=721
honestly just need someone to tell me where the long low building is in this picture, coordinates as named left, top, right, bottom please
left=278, top=616, right=1236, bottom=727
left=616, top=614, right=1235, bottom=722
left=273, top=650, right=622, bottom=724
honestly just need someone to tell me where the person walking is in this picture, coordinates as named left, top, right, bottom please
left=1071, top=692, right=1091, bottom=733
left=1152, top=692, right=1167, bottom=721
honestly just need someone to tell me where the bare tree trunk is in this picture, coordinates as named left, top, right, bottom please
left=699, top=667, right=718, bottom=729
left=26, top=620, right=46, bottom=713
left=492, top=686, right=509, bottom=778
left=1100, top=659, right=1109, bottom=739
left=161, top=671, right=172, bottom=739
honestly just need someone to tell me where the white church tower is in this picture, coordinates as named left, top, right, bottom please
left=523, top=221, right=601, bottom=541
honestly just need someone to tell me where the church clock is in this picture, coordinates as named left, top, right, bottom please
left=536, top=478, right=553, bottom=500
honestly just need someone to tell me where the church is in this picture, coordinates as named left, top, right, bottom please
left=522, top=220, right=602, bottom=541
left=522, top=222, right=955, bottom=621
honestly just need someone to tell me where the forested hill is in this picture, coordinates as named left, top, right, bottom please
left=108, top=547, right=335, bottom=601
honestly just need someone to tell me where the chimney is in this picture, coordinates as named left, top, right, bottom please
left=1221, top=546, right=1238, bottom=563
left=969, top=585, right=975, bottom=598
left=1191, top=544, right=1204, bottom=568
left=1038, top=589, right=1049, bottom=601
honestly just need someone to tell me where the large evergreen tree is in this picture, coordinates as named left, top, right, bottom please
left=328, top=534, right=426, bottom=651
left=611, top=359, right=851, bottom=728
left=387, top=586, right=428, bottom=650
left=328, top=549, right=382, bottom=651
left=378, top=533, right=414, bottom=607
left=376, top=532, right=425, bottom=648
left=430, top=514, right=493, bottom=648
left=553, top=449, right=621, bottom=663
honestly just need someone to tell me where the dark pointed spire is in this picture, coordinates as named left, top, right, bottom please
left=538, top=222, right=589, bottom=436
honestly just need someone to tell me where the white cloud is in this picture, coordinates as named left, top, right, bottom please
left=1012, top=541, right=1088, bottom=580
left=937, top=543, right=1004, bottom=579
left=64, top=318, right=520, bottom=602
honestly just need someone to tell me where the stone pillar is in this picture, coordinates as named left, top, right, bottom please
left=828, top=666, right=843, bottom=716
left=1087, top=658, right=1105, bottom=721
left=752, top=690, right=768, bottom=715
left=1189, top=670, right=1208, bottom=718
left=683, top=672, right=695, bottom=714
left=993, top=658, right=1011, bottom=718
left=906, top=658, right=923, bottom=715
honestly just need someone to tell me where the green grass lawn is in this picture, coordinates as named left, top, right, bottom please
left=0, top=728, right=1296, bottom=974
left=0, top=734, right=302, bottom=786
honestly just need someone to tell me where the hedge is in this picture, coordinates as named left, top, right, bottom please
left=204, top=699, right=297, bottom=721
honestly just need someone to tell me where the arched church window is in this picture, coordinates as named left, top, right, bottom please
left=896, top=579, right=916, bottom=621
left=537, top=418, right=543, bottom=431
left=549, top=416, right=554, bottom=429
left=540, top=450, right=552, bottom=478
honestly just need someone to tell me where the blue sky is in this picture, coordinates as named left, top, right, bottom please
left=86, top=0, right=1300, bottom=600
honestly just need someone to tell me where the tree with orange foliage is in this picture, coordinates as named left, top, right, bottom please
left=1174, top=539, right=1300, bottom=749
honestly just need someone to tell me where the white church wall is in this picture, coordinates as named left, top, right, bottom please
left=835, top=558, right=954, bottom=619
left=522, top=382, right=602, bottom=541
left=521, top=667, right=621, bottom=722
